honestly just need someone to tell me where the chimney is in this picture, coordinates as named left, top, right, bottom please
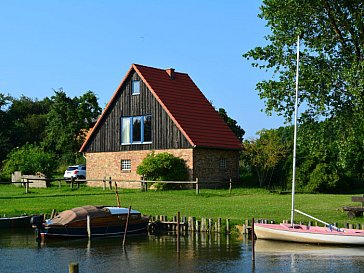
left=166, top=68, right=175, bottom=79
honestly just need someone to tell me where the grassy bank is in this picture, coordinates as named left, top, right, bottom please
left=0, top=184, right=362, bottom=227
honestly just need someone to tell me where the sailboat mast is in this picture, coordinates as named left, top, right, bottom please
left=290, top=35, right=300, bottom=226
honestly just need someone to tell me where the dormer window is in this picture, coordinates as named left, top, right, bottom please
left=132, top=80, right=140, bottom=95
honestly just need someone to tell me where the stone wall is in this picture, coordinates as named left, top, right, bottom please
left=85, top=148, right=194, bottom=188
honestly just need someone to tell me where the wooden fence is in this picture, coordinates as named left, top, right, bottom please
left=16, top=176, right=234, bottom=194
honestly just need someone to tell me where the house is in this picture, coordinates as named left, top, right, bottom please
left=79, top=64, right=242, bottom=188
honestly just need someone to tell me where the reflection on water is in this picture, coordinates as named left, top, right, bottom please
left=1, top=229, right=364, bottom=273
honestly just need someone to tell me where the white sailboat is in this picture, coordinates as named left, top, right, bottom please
left=254, top=36, right=364, bottom=245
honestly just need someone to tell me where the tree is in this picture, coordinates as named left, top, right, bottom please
left=242, top=128, right=290, bottom=188
left=7, top=95, right=50, bottom=149
left=42, top=89, right=101, bottom=163
left=218, top=108, right=245, bottom=141
left=243, top=0, right=364, bottom=122
left=0, top=93, right=12, bottom=164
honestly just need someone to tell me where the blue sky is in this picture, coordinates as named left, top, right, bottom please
left=0, top=0, right=286, bottom=138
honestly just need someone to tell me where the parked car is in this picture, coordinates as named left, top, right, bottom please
left=64, top=165, right=86, bottom=180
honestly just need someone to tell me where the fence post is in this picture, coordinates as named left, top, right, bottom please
left=195, top=178, right=199, bottom=195
left=103, top=177, right=106, bottom=190
left=229, top=178, right=232, bottom=194
left=108, top=177, right=112, bottom=190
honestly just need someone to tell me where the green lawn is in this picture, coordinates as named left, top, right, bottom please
left=0, top=183, right=362, bottom=227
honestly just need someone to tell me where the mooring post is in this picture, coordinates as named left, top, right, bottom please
left=69, top=263, right=79, bottom=273
left=123, top=206, right=132, bottom=246
left=226, top=219, right=230, bottom=234
left=87, top=215, right=91, bottom=239
left=177, top=211, right=180, bottom=253
left=252, top=218, right=255, bottom=262
left=217, top=218, right=222, bottom=233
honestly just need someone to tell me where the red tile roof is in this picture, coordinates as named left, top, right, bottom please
left=80, top=64, right=241, bottom=152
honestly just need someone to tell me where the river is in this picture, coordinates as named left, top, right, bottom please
left=1, top=229, right=364, bottom=272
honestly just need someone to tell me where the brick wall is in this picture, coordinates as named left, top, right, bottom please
left=193, top=148, right=240, bottom=182
left=85, top=148, right=194, bottom=188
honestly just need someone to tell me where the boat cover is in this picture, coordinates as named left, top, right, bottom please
left=49, top=206, right=113, bottom=225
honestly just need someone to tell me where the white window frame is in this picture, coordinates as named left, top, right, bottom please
left=121, top=159, right=131, bottom=171
left=121, top=115, right=152, bottom=145
left=132, top=80, right=140, bottom=95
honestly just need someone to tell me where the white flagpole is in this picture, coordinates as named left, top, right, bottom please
left=290, top=35, right=300, bottom=226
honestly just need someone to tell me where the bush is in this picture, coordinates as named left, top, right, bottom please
left=136, top=152, right=188, bottom=190
left=1, top=144, right=57, bottom=178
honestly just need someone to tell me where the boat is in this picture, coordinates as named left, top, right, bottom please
left=31, top=205, right=149, bottom=239
left=0, top=215, right=33, bottom=229
left=254, top=36, right=364, bottom=245
left=255, top=222, right=364, bottom=245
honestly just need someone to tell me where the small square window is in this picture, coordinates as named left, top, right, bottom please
left=121, top=160, right=131, bottom=171
left=219, top=158, right=227, bottom=169
left=132, top=80, right=140, bottom=95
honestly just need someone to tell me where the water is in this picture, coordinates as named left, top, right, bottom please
left=1, top=229, right=364, bottom=273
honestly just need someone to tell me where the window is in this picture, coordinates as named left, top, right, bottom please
left=121, top=115, right=152, bottom=144
left=219, top=158, right=227, bottom=169
left=132, top=80, right=140, bottom=95
left=121, top=160, right=131, bottom=171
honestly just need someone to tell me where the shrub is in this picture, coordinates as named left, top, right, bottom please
left=1, top=144, right=56, bottom=178
left=136, top=152, right=188, bottom=190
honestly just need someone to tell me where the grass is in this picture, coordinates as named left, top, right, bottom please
left=0, top=183, right=362, bottom=227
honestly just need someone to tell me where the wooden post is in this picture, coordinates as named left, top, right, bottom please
left=69, top=263, right=79, bottom=273
left=115, top=182, right=121, bottom=208
left=58, top=179, right=61, bottom=188
left=108, top=177, right=112, bottom=190
left=177, top=211, right=180, bottom=253
left=229, top=178, right=232, bottom=194
left=201, top=218, right=207, bottom=232
left=70, top=177, right=74, bottom=188
left=51, top=209, right=56, bottom=219
left=195, top=219, right=199, bottom=232
left=195, top=178, right=199, bottom=195
left=208, top=218, right=213, bottom=232
left=87, top=215, right=91, bottom=238
left=252, top=218, right=255, bottom=262
left=226, top=219, right=230, bottom=234
left=25, top=179, right=29, bottom=193
left=217, top=218, right=222, bottom=233
left=123, top=206, right=132, bottom=246
left=103, top=177, right=106, bottom=190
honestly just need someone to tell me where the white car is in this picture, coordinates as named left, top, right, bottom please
left=64, top=165, right=86, bottom=180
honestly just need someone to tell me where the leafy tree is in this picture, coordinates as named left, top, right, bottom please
left=42, top=89, right=101, bottom=163
left=242, top=128, right=290, bottom=188
left=218, top=108, right=245, bottom=141
left=2, top=144, right=56, bottom=178
left=137, top=152, right=188, bottom=189
left=243, top=1, right=364, bottom=192
left=0, top=93, right=12, bottom=164
left=243, top=0, right=364, bottom=122
left=7, top=95, right=50, bottom=148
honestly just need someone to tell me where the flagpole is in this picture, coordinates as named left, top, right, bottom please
left=291, top=35, right=300, bottom=227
